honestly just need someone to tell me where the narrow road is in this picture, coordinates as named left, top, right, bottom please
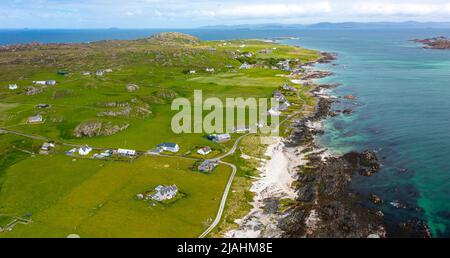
left=2, top=127, right=250, bottom=238
left=199, top=134, right=250, bottom=238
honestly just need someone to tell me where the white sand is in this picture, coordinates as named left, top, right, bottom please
left=225, top=137, right=305, bottom=238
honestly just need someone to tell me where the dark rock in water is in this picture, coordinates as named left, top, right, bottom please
left=396, top=220, right=432, bottom=238
left=370, top=194, right=383, bottom=205
left=317, top=52, right=337, bottom=63
left=342, top=109, right=353, bottom=115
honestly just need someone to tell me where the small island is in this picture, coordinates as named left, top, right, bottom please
left=412, top=36, right=450, bottom=49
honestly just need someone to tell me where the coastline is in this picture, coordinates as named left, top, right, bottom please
left=225, top=50, right=431, bottom=238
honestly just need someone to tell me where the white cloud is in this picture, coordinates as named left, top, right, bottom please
left=352, top=2, right=450, bottom=16
left=214, top=2, right=332, bottom=18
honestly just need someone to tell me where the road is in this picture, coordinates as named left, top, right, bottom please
left=198, top=134, right=250, bottom=238
left=1, top=127, right=250, bottom=238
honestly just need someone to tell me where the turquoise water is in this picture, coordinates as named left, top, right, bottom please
left=285, top=30, right=450, bottom=237
left=1, top=28, right=450, bottom=237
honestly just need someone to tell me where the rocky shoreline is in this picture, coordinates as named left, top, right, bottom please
left=227, top=51, right=431, bottom=238
left=411, top=36, right=450, bottom=50
left=279, top=55, right=432, bottom=238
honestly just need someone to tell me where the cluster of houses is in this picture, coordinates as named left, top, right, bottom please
left=137, top=185, right=179, bottom=202
left=65, top=146, right=138, bottom=159
left=7, top=79, right=56, bottom=92
left=277, top=60, right=291, bottom=71
left=268, top=90, right=292, bottom=116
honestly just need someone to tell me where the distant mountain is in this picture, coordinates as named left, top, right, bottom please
left=202, top=22, right=450, bottom=30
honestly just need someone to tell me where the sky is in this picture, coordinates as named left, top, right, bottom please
left=1, top=0, right=450, bottom=28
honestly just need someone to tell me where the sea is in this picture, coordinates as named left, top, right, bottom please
left=1, top=28, right=450, bottom=237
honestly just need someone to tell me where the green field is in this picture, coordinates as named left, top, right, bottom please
left=0, top=32, right=320, bottom=237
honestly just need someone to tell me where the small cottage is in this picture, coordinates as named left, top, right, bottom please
left=157, top=143, right=180, bottom=153
left=8, top=84, right=18, bottom=90
left=151, top=185, right=178, bottom=201
left=198, top=160, right=218, bottom=173
left=197, top=146, right=212, bottom=156
left=78, top=145, right=93, bottom=156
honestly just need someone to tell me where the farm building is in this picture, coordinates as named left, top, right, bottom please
left=157, top=143, right=180, bottom=153
left=208, top=134, right=231, bottom=143
left=205, top=68, right=215, bottom=73
left=28, top=115, right=43, bottom=124
left=197, top=146, right=212, bottom=156
left=8, top=84, right=18, bottom=90
left=117, top=148, right=136, bottom=156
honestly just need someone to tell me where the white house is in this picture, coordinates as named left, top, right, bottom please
left=209, top=134, right=231, bottom=143
left=46, top=80, right=56, bottom=86
left=151, top=185, right=178, bottom=201
left=33, top=81, right=47, bottom=85
left=117, top=148, right=136, bottom=156
left=189, top=70, right=196, bottom=74
left=41, top=142, right=55, bottom=151
left=8, top=84, right=18, bottom=90
left=205, top=68, right=215, bottom=73
left=239, top=62, right=252, bottom=69
left=28, top=115, right=43, bottom=124
left=82, top=71, right=91, bottom=76
left=197, top=146, right=212, bottom=156
left=157, top=143, right=180, bottom=153
left=78, top=145, right=93, bottom=156
left=268, top=108, right=281, bottom=116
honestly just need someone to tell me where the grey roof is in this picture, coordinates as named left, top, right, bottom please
left=158, top=142, right=178, bottom=148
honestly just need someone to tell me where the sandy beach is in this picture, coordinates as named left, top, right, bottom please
left=225, top=137, right=306, bottom=238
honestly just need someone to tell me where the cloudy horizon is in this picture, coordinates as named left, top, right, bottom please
left=1, top=0, right=450, bottom=28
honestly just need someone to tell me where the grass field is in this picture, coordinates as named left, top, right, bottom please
left=0, top=32, right=320, bottom=237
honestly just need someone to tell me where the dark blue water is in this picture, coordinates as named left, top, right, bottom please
left=1, top=28, right=450, bottom=237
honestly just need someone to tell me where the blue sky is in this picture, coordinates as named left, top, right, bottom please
left=1, top=0, right=450, bottom=28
